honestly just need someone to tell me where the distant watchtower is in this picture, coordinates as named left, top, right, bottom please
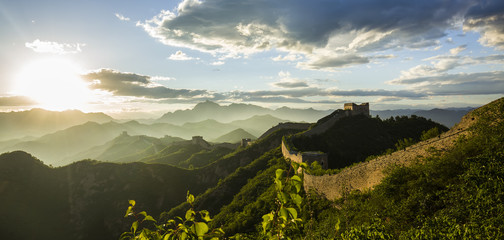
left=344, top=103, right=370, bottom=117
left=241, top=138, right=252, bottom=147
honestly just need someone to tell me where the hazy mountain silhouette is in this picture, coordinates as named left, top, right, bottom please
left=0, top=108, right=112, bottom=140
left=228, top=114, right=286, bottom=137
left=371, top=107, right=472, bottom=127
left=157, top=100, right=331, bottom=124
left=68, top=132, right=184, bottom=163
left=212, top=128, right=257, bottom=143
left=412, top=108, right=470, bottom=127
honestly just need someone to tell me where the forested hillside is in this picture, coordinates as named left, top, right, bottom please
left=122, top=97, right=504, bottom=239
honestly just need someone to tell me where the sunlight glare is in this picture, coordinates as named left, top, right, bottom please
left=13, top=57, right=92, bottom=111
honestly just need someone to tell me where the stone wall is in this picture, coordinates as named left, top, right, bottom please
left=302, top=113, right=476, bottom=200
left=281, top=139, right=328, bottom=169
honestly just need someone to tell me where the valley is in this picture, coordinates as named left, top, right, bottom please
left=0, top=99, right=499, bottom=239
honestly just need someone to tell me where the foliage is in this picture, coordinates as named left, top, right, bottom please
left=292, top=115, right=448, bottom=169
left=261, top=161, right=306, bottom=239
left=394, top=137, right=414, bottom=150
left=305, top=161, right=340, bottom=176
left=120, top=192, right=224, bottom=240
left=420, top=127, right=440, bottom=141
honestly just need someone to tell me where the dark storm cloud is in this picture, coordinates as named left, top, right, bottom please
left=81, top=69, right=207, bottom=99
left=139, top=0, right=504, bottom=69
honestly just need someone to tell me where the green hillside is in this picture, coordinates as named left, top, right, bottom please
left=132, top=98, right=503, bottom=239
left=292, top=114, right=448, bottom=168
left=0, top=151, right=212, bottom=240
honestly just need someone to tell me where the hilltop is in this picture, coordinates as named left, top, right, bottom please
left=0, top=108, right=112, bottom=140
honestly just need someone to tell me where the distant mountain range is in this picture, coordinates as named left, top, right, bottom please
left=0, top=114, right=286, bottom=166
left=156, top=100, right=332, bottom=124
left=0, top=101, right=474, bottom=166
left=371, top=107, right=473, bottom=127
left=0, top=108, right=112, bottom=140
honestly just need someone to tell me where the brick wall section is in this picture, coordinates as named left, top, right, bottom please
left=302, top=112, right=477, bottom=200
left=282, top=139, right=328, bottom=169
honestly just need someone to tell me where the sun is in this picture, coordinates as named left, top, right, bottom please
left=13, top=57, right=92, bottom=111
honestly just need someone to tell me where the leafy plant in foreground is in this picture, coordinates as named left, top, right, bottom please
left=261, top=161, right=306, bottom=239
left=121, top=191, right=224, bottom=240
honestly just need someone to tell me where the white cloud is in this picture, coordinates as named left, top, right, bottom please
left=115, top=13, right=130, bottom=21
left=137, top=0, right=499, bottom=70
left=150, top=76, right=175, bottom=81
left=450, top=45, right=467, bottom=55
left=272, top=53, right=303, bottom=61
left=25, top=39, right=85, bottom=54
left=168, top=50, right=198, bottom=61
left=210, top=61, right=225, bottom=66
left=271, top=71, right=309, bottom=89
left=464, top=14, right=504, bottom=50
left=391, top=53, right=504, bottom=85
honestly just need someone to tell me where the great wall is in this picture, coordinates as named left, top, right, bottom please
left=281, top=103, right=477, bottom=200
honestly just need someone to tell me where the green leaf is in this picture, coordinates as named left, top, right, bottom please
left=163, top=233, right=172, bottom=240
left=185, top=209, right=195, bottom=221
left=129, top=200, right=136, bottom=207
left=290, top=193, right=303, bottom=209
left=291, top=161, right=300, bottom=171
left=143, top=215, right=156, bottom=222
left=299, top=162, right=308, bottom=169
left=277, top=192, right=288, bottom=204
left=275, top=179, right=283, bottom=191
left=290, top=175, right=303, bottom=193
left=335, top=218, right=341, bottom=232
left=187, top=191, right=195, bottom=205
left=138, top=211, right=147, bottom=217
left=262, top=214, right=273, bottom=233
left=200, top=210, right=212, bottom=222
left=286, top=207, right=298, bottom=219
left=279, top=207, right=289, bottom=221
left=124, top=206, right=134, bottom=217
left=275, top=169, right=285, bottom=180
left=131, top=220, right=138, bottom=234
left=180, top=231, right=187, bottom=240
left=193, top=222, right=209, bottom=237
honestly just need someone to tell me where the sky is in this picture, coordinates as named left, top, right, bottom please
left=0, top=0, right=503, bottom=118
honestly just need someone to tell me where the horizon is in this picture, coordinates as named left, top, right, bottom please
left=0, top=99, right=481, bottom=120
left=1, top=0, right=503, bottom=116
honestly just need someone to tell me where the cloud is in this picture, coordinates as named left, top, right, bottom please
left=81, top=69, right=207, bottom=99
left=25, top=39, right=85, bottom=54
left=271, top=71, right=310, bottom=88
left=298, top=54, right=370, bottom=71
left=272, top=54, right=303, bottom=62
left=168, top=50, right=198, bottom=60
left=115, top=13, right=130, bottom=21
left=136, top=0, right=503, bottom=69
left=0, top=96, right=37, bottom=106
left=463, top=1, right=504, bottom=50
left=413, top=71, right=504, bottom=95
left=450, top=45, right=467, bottom=55
left=210, top=61, right=225, bottom=65
left=391, top=54, right=504, bottom=84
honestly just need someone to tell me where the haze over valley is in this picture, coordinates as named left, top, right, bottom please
left=1, top=0, right=503, bottom=239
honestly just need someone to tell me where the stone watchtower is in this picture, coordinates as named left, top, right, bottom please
left=344, top=102, right=370, bottom=117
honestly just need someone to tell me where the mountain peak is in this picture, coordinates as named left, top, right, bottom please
left=193, top=100, right=220, bottom=110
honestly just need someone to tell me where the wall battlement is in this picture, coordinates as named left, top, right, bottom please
left=344, top=102, right=370, bottom=117
left=281, top=138, right=328, bottom=169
